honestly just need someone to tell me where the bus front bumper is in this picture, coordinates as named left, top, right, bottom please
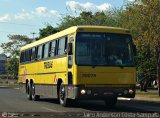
left=66, top=85, right=135, bottom=100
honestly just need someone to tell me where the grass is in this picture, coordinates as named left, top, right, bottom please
left=135, top=89, right=160, bottom=101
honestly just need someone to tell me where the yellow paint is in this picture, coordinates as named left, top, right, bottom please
left=18, top=26, right=136, bottom=88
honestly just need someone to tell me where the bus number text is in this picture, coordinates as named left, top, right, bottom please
left=44, top=61, right=53, bottom=69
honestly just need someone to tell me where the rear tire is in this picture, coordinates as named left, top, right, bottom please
left=32, top=83, right=40, bottom=101
left=26, top=83, right=32, bottom=100
left=58, top=83, right=69, bottom=107
left=105, top=97, right=117, bottom=107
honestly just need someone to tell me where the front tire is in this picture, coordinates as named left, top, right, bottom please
left=58, top=83, right=69, bottom=107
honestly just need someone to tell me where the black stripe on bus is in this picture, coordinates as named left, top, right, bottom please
left=18, top=71, right=66, bottom=76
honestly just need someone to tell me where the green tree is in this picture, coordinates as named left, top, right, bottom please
left=6, top=57, right=19, bottom=79
left=58, top=10, right=124, bottom=30
left=1, top=35, right=32, bottom=57
left=120, top=0, right=160, bottom=91
left=0, top=35, right=32, bottom=79
left=37, top=25, right=59, bottom=40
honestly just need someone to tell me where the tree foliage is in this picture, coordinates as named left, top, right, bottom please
left=37, top=25, right=59, bottom=40
left=6, top=57, right=19, bottom=79
left=0, top=35, right=32, bottom=79
left=1, top=35, right=32, bottom=57
left=58, top=10, right=123, bottom=30
left=121, top=0, right=160, bottom=84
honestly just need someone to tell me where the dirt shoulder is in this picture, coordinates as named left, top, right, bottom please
left=0, top=79, right=18, bottom=88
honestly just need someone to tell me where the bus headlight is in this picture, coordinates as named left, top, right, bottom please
left=81, top=89, right=86, bottom=95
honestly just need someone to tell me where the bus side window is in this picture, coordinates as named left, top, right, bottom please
left=55, top=40, right=58, bottom=56
left=49, top=41, right=56, bottom=57
left=37, top=45, right=42, bottom=60
left=48, top=42, right=51, bottom=57
left=42, top=44, right=45, bottom=59
left=20, top=52, right=25, bottom=63
left=57, top=37, right=67, bottom=55
left=42, top=43, right=49, bottom=59
left=44, top=43, right=49, bottom=58
left=24, top=51, right=26, bottom=62
left=31, top=47, right=36, bottom=61
left=24, top=51, right=27, bottom=62
left=35, top=46, right=38, bottom=60
left=25, top=50, right=31, bottom=62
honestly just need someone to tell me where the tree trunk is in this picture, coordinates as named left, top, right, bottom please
left=140, top=80, right=144, bottom=91
left=158, top=62, right=160, bottom=96
left=139, top=78, right=148, bottom=92
left=156, top=39, right=160, bottom=96
left=143, top=79, right=149, bottom=92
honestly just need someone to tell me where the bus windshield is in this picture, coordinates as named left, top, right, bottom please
left=76, top=32, right=135, bottom=66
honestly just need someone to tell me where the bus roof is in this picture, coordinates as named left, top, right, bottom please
left=20, top=26, right=130, bottom=51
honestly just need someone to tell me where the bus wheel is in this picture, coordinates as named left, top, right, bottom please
left=27, top=83, right=32, bottom=100
left=31, top=83, right=40, bottom=101
left=105, top=97, right=117, bottom=107
left=59, top=83, right=69, bottom=107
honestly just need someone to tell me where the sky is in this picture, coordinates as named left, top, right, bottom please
left=0, top=0, right=134, bottom=53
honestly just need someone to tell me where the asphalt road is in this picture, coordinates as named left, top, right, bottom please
left=0, top=87, right=160, bottom=118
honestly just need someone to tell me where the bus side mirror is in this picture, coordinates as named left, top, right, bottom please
left=133, top=44, right=137, bottom=56
left=67, top=43, right=73, bottom=55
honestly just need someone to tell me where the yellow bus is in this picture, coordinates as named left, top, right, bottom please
left=18, top=26, right=136, bottom=107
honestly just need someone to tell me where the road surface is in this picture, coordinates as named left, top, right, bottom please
left=0, top=87, right=160, bottom=118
